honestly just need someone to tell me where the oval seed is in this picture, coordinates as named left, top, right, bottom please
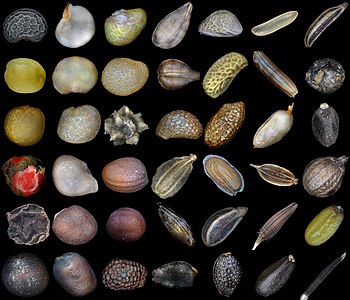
left=203, top=52, right=248, bottom=98
left=304, top=2, right=348, bottom=48
left=305, top=205, right=344, bottom=246
left=253, top=51, right=298, bottom=97
left=157, top=203, right=195, bottom=247
left=250, top=163, right=298, bottom=186
left=203, top=155, right=244, bottom=196
left=151, top=154, right=197, bottom=199
left=253, top=202, right=298, bottom=250
left=251, top=11, right=298, bottom=36
left=201, top=206, right=248, bottom=247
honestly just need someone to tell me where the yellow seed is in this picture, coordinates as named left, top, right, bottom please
left=4, top=58, right=46, bottom=93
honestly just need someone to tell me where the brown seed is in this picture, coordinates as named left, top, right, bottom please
left=106, top=207, right=146, bottom=242
left=52, top=205, right=98, bottom=245
left=156, top=110, right=203, bottom=139
left=204, top=101, right=245, bottom=148
left=250, top=163, right=298, bottom=186
left=102, top=157, right=148, bottom=192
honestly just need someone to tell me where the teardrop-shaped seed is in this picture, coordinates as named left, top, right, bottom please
left=253, top=103, right=294, bottom=148
left=152, top=261, right=198, bottom=288
left=213, top=252, right=242, bottom=297
left=198, top=10, right=243, bottom=37
left=305, top=205, right=344, bottom=246
left=201, top=206, right=248, bottom=247
left=250, top=163, right=298, bottom=186
left=203, top=155, right=244, bottom=196
left=255, top=254, right=296, bottom=297
left=157, top=59, right=200, bottom=90
left=157, top=203, right=195, bottom=247
left=311, top=103, right=339, bottom=147
left=152, top=2, right=192, bottom=49
left=151, top=154, right=197, bottom=199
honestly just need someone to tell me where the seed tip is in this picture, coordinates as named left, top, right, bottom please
left=300, top=293, right=308, bottom=300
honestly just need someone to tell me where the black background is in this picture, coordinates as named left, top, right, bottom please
left=0, top=0, right=348, bottom=299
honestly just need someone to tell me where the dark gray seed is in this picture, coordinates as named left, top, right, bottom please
left=305, top=58, right=345, bottom=93
left=213, top=252, right=242, bottom=297
left=152, top=261, right=198, bottom=288
left=255, top=254, right=295, bottom=297
left=3, top=8, right=48, bottom=43
left=2, top=253, right=49, bottom=297
left=311, top=103, right=339, bottom=147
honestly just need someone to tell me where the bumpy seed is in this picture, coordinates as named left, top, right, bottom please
left=101, top=58, right=149, bottom=96
left=250, top=163, right=298, bottom=186
left=213, top=252, right=242, bottom=297
left=255, top=255, right=296, bottom=297
left=105, top=8, right=147, bottom=46
left=152, top=261, right=198, bottom=288
left=198, top=10, right=243, bottom=37
left=151, top=154, right=197, bottom=199
left=305, top=58, right=345, bottom=94
left=302, top=155, right=347, bottom=197
left=253, top=103, right=294, bottom=148
left=305, top=205, right=344, bottom=246
left=251, top=11, right=298, bottom=36
left=203, top=52, right=248, bottom=98
left=156, top=110, right=203, bottom=139
left=3, top=8, right=48, bottom=43
left=204, top=101, right=245, bottom=148
left=157, top=203, right=195, bottom=247
left=201, top=206, right=248, bottom=247
left=253, top=51, right=298, bottom=97
left=311, top=103, right=339, bottom=147
left=203, top=155, right=244, bottom=196
left=304, top=2, right=348, bottom=47
left=102, top=258, right=147, bottom=291
left=152, top=2, right=192, bottom=49
left=157, top=59, right=200, bottom=90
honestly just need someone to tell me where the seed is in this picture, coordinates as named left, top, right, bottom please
left=155, top=110, right=203, bottom=139
left=304, top=2, right=348, bottom=47
left=157, top=203, right=195, bottom=247
left=255, top=254, right=296, bottom=297
left=201, top=206, right=248, bottom=247
left=252, top=202, right=298, bottom=250
left=302, top=155, right=347, bottom=197
left=311, top=103, right=339, bottom=147
left=198, top=10, right=243, bottom=37
left=251, top=11, right=298, bottom=36
left=102, top=258, right=147, bottom=291
left=204, top=101, right=245, bottom=148
left=157, top=59, right=200, bottom=90
left=203, top=155, right=244, bottom=196
left=253, top=51, right=298, bottom=97
left=305, top=58, right=345, bottom=94
left=105, top=8, right=147, bottom=46
left=3, top=8, right=48, bottom=43
left=250, top=163, right=298, bottom=186
left=152, top=2, right=192, bottom=49
left=151, top=154, right=197, bottom=199
left=305, top=205, right=344, bottom=246
left=253, top=103, right=294, bottom=148
left=152, top=261, right=198, bottom=288
left=203, top=52, right=248, bottom=98
left=212, top=252, right=242, bottom=297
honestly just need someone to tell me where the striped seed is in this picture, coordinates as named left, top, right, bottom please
left=250, top=163, right=298, bottom=186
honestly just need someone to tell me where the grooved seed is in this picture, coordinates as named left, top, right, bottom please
left=250, top=163, right=298, bottom=186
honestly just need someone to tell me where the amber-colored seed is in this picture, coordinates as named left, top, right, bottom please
left=250, top=163, right=298, bottom=186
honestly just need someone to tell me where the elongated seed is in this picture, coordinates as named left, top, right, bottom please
left=300, top=252, right=346, bottom=300
left=251, top=11, right=298, bottom=36
left=253, top=202, right=298, bottom=250
left=250, top=163, right=298, bottom=186
left=253, top=51, right=298, bottom=97
left=304, top=2, right=348, bottom=47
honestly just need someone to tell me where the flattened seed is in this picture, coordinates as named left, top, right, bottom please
left=251, top=11, right=298, bottom=36
left=304, top=2, right=348, bottom=47
left=250, top=163, right=298, bottom=186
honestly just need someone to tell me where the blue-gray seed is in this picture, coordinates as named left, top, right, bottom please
left=3, top=8, right=48, bottom=43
